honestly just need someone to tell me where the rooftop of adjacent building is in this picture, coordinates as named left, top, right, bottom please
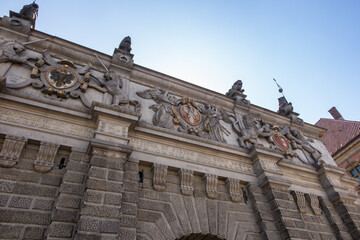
left=315, top=107, right=360, bottom=156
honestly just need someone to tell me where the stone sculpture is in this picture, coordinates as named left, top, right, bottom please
left=0, top=40, right=38, bottom=68
left=232, top=113, right=259, bottom=149
left=19, top=2, right=39, bottom=22
left=119, top=36, right=132, bottom=53
left=137, top=87, right=232, bottom=143
left=226, top=80, right=250, bottom=105
left=277, top=96, right=303, bottom=125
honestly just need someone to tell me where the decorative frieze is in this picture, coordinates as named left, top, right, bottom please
left=226, top=178, right=242, bottom=203
left=0, top=135, right=27, bottom=167
left=204, top=174, right=218, bottom=199
left=291, top=191, right=307, bottom=213
left=307, top=194, right=321, bottom=215
left=152, top=163, right=168, bottom=191
left=33, top=141, right=60, bottom=173
left=179, top=169, right=194, bottom=196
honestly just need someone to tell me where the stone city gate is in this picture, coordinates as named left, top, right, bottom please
left=0, top=2, right=360, bottom=240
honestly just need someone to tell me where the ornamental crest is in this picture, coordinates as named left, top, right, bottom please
left=271, top=132, right=290, bottom=151
left=136, top=88, right=232, bottom=143
left=180, top=103, right=201, bottom=126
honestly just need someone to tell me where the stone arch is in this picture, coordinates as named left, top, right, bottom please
left=176, top=233, right=224, bottom=239
left=136, top=189, right=261, bottom=240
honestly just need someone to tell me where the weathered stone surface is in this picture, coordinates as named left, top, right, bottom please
left=23, top=226, right=46, bottom=240
left=104, top=193, right=122, bottom=205
left=33, top=198, right=54, bottom=210
left=9, top=196, right=32, bottom=208
left=0, top=194, right=10, bottom=206
left=49, top=223, right=74, bottom=238
left=0, top=224, right=22, bottom=239
left=100, top=220, right=120, bottom=233
left=0, top=209, right=51, bottom=225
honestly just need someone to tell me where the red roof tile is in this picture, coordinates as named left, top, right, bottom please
left=315, top=118, right=360, bottom=155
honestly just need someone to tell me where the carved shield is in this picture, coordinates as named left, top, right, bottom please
left=272, top=132, right=290, bottom=151
left=180, top=104, right=201, bottom=126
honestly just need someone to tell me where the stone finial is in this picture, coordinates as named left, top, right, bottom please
left=119, top=36, right=132, bottom=53
left=179, top=169, right=194, bottom=196
left=33, top=141, right=60, bottom=173
left=226, top=178, right=242, bottom=202
left=0, top=135, right=27, bottom=167
left=277, top=96, right=303, bottom=125
left=203, top=174, right=218, bottom=199
left=306, top=194, right=321, bottom=215
left=152, top=163, right=167, bottom=191
left=291, top=191, right=307, bottom=213
left=226, top=80, right=249, bottom=105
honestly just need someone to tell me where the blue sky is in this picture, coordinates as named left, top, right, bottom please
left=2, top=1, right=359, bottom=124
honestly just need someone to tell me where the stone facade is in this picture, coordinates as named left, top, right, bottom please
left=0, top=5, right=359, bottom=240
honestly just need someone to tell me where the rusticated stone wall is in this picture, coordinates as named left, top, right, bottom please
left=135, top=164, right=262, bottom=240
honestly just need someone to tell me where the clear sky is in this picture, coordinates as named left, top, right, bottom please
left=2, top=1, right=360, bottom=124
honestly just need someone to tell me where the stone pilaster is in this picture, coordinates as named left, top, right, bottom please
left=250, top=147, right=309, bottom=240
left=75, top=102, right=140, bottom=240
left=317, top=161, right=360, bottom=239
left=47, top=151, right=90, bottom=239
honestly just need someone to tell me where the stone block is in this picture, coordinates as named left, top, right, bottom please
left=108, top=169, right=125, bottom=182
left=100, top=220, right=120, bottom=233
left=86, top=178, right=124, bottom=193
left=125, top=160, right=139, bottom=171
left=66, top=161, right=89, bottom=173
left=33, top=198, right=54, bottom=210
left=49, top=223, right=74, bottom=238
left=60, top=183, right=84, bottom=196
left=0, top=224, right=22, bottom=239
left=85, top=190, right=103, bottom=203
left=76, top=232, right=101, bottom=240
left=124, top=180, right=138, bottom=192
left=23, top=226, right=45, bottom=240
left=90, top=157, right=124, bottom=170
left=120, top=215, right=137, bottom=228
left=0, top=194, right=10, bottom=207
left=52, top=209, right=78, bottom=222
left=63, top=171, right=85, bottom=183
left=119, top=228, right=136, bottom=240
left=104, top=193, right=122, bottom=205
left=121, top=202, right=137, bottom=215
left=40, top=174, right=62, bottom=186
left=123, top=171, right=137, bottom=182
left=122, top=192, right=138, bottom=203
left=0, top=180, right=15, bottom=193
left=0, top=209, right=51, bottom=225
left=9, top=196, right=32, bottom=209
left=57, top=195, right=81, bottom=209
left=81, top=204, right=121, bottom=218
left=78, top=217, right=100, bottom=232
left=13, top=183, right=57, bottom=197
left=89, top=167, right=107, bottom=179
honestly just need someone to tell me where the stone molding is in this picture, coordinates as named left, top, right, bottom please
left=306, top=194, right=321, bottom=215
left=33, top=141, right=60, bottom=173
left=291, top=191, right=307, bottom=213
left=203, top=174, right=218, bottom=199
left=0, top=134, right=27, bottom=167
left=179, top=169, right=194, bottom=196
left=226, top=178, right=242, bottom=203
left=152, top=163, right=168, bottom=191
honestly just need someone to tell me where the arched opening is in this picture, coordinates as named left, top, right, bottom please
left=176, top=233, right=225, bottom=240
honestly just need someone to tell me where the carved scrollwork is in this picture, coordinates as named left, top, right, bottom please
left=226, top=178, right=242, bottom=203
left=306, top=194, right=321, bottom=215
left=152, top=163, right=168, bottom=191
left=291, top=191, right=307, bottom=213
left=179, top=169, right=194, bottom=196
left=0, top=135, right=27, bottom=168
left=33, top=141, right=60, bottom=173
left=204, top=174, right=218, bottom=199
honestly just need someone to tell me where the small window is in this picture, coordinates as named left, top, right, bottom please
left=349, top=165, right=360, bottom=180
